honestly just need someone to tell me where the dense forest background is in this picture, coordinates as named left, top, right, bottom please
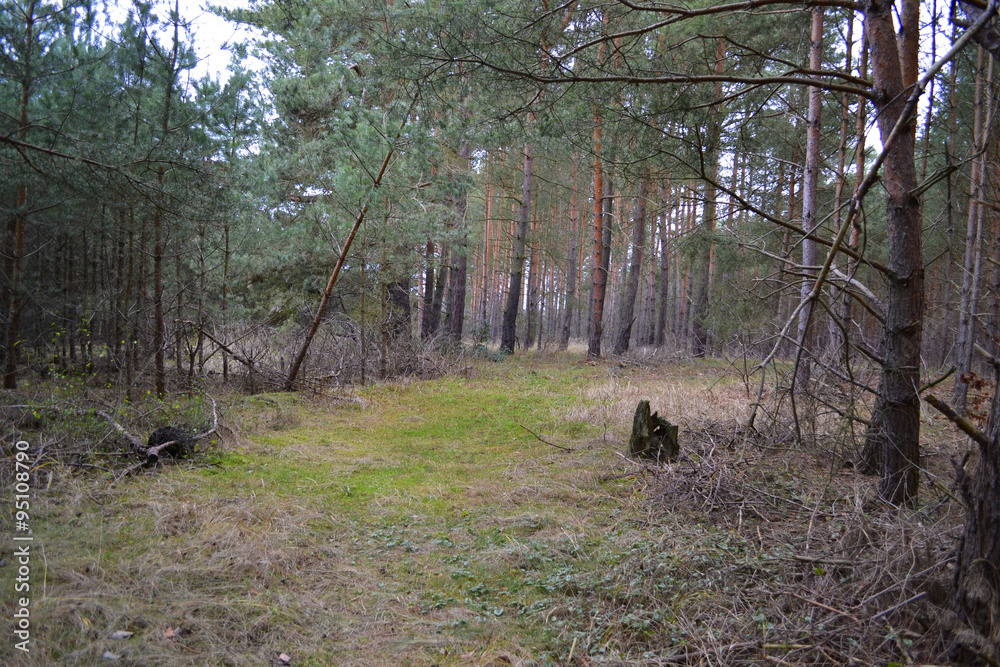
left=5, top=0, right=1000, bottom=661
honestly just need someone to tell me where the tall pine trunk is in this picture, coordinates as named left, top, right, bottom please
left=559, top=160, right=579, bottom=350
left=613, top=177, right=648, bottom=355
left=445, top=143, right=470, bottom=342
left=954, top=49, right=992, bottom=415
left=3, top=1, right=36, bottom=389
left=860, top=0, right=924, bottom=505
left=794, top=7, right=824, bottom=391
left=691, top=39, right=726, bottom=357
left=588, top=115, right=606, bottom=358
left=500, top=143, right=533, bottom=353
left=525, top=219, right=539, bottom=349
left=421, top=241, right=437, bottom=339
left=656, top=180, right=671, bottom=347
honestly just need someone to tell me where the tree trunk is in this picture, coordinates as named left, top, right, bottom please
left=153, top=179, right=166, bottom=397
left=954, top=49, right=992, bottom=415
left=828, top=10, right=854, bottom=358
left=429, top=247, right=448, bottom=338
left=525, top=219, right=539, bottom=349
left=387, top=276, right=411, bottom=341
left=614, top=177, right=648, bottom=355
left=691, top=39, right=726, bottom=358
left=588, top=115, right=606, bottom=358
left=837, top=25, right=869, bottom=367
left=500, top=143, right=533, bottom=353
left=559, top=159, right=579, bottom=350
left=656, top=180, right=671, bottom=347
left=794, top=7, right=824, bottom=391
left=152, top=7, right=180, bottom=398
left=3, top=188, right=26, bottom=390
left=3, top=1, right=36, bottom=390
left=447, top=245, right=467, bottom=343
left=421, top=240, right=436, bottom=339
left=939, top=25, right=960, bottom=367
left=222, top=223, right=230, bottom=382
left=175, top=235, right=184, bottom=375
left=948, top=361, right=1000, bottom=663
left=590, top=172, right=613, bottom=357
left=859, top=0, right=924, bottom=505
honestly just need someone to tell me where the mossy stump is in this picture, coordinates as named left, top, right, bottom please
left=628, top=400, right=679, bottom=462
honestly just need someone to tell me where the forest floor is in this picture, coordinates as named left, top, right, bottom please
left=1, top=350, right=971, bottom=666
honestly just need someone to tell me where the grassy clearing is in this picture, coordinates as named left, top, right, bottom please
left=2, top=352, right=964, bottom=665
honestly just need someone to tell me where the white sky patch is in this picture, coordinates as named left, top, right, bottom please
left=101, top=0, right=264, bottom=83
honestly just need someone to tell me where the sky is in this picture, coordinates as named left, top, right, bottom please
left=102, top=0, right=264, bottom=83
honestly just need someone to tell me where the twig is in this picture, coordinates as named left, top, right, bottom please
left=789, top=553, right=855, bottom=567
left=613, top=451, right=648, bottom=468
left=857, top=559, right=952, bottom=608
left=870, top=592, right=927, bottom=621
left=789, top=592, right=862, bottom=623
left=658, top=641, right=759, bottom=664
left=919, top=366, right=956, bottom=393
left=924, top=394, right=991, bottom=451
left=192, top=393, right=219, bottom=442
left=517, top=423, right=573, bottom=452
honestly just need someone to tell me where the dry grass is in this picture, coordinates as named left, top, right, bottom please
left=0, top=350, right=968, bottom=665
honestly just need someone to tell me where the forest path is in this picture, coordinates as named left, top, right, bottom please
left=17, top=354, right=787, bottom=666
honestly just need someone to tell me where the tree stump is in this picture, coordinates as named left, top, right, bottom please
left=628, top=400, right=679, bottom=462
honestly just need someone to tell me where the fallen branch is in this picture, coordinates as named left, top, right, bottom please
left=789, top=553, right=855, bottom=567
left=143, top=439, right=183, bottom=467
left=924, top=394, right=991, bottom=452
left=517, top=423, right=573, bottom=452
left=95, top=410, right=145, bottom=452
left=919, top=366, right=956, bottom=393
left=144, top=394, right=219, bottom=467
left=613, top=451, right=648, bottom=468
left=974, top=343, right=1000, bottom=369
left=108, top=394, right=221, bottom=483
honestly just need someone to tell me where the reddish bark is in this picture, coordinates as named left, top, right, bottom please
left=588, top=115, right=606, bottom=357
left=861, top=0, right=924, bottom=505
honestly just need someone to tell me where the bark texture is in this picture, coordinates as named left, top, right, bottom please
left=859, top=0, right=924, bottom=505
left=949, top=364, right=1000, bottom=663
left=794, top=7, right=824, bottom=391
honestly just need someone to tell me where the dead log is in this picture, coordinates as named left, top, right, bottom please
left=628, top=400, right=679, bottom=462
left=96, top=410, right=145, bottom=453
left=144, top=426, right=194, bottom=465
left=101, top=394, right=220, bottom=480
